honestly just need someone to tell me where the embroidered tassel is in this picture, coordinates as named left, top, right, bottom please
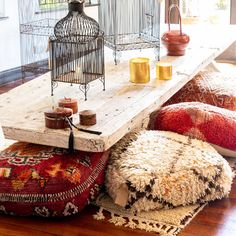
left=68, top=130, right=74, bottom=154
left=66, top=117, right=74, bottom=154
left=93, top=207, right=105, bottom=220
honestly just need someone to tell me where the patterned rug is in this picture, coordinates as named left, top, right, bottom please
left=94, top=158, right=236, bottom=236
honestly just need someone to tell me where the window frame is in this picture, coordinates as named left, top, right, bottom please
left=230, top=0, right=236, bottom=24
left=0, top=0, right=5, bottom=19
left=165, top=0, right=235, bottom=24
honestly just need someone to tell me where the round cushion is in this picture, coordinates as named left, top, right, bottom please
left=0, top=142, right=109, bottom=217
left=164, top=71, right=236, bottom=111
left=106, top=130, right=233, bottom=213
left=153, top=102, right=236, bottom=158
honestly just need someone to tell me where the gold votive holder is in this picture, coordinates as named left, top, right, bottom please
left=156, top=62, right=172, bottom=80
left=130, top=58, right=150, bottom=84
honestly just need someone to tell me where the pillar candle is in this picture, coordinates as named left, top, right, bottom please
left=156, top=62, right=172, bottom=80
left=130, top=58, right=150, bottom=84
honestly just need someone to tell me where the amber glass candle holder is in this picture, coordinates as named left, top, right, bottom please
left=130, top=58, right=150, bottom=84
left=156, top=62, right=172, bottom=80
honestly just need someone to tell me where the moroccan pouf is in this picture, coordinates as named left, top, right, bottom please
left=106, top=131, right=233, bottom=213
left=0, top=142, right=109, bottom=217
left=164, top=71, right=236, bottom=111
left=153, top=102, right=236, bottom=158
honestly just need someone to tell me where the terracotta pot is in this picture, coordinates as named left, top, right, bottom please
left=161, top=4, right=190, bottom=56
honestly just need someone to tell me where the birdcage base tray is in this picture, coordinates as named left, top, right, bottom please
left=104, top=33, right=160, bottom=51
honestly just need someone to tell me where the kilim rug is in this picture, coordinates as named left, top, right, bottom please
left=94, top=158, right=236, bottom=236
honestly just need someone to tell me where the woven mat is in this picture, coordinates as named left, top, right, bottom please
left=94, top=158, right=236, bottom=236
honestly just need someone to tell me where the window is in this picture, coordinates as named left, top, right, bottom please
left=38, top=0, right=67, bottom=11
left=0, top=0, right=5, bottom=18
left=231, top=0, right=236, bottom=24
left=179, top=0, right=231, bottom=25
left=38, top=0, right=99, bottom=11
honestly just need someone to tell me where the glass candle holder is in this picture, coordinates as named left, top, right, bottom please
left=130, top=58, right=150, bottom=84
left=156, top=62, right=172, bottom=80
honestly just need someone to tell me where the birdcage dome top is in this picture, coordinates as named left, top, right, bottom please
left=54, top=1, right=100, bottom=43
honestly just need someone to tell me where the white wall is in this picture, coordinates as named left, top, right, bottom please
left=0, top=0, right=21, bottom=72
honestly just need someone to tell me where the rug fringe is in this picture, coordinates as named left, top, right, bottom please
left=93, top=207, right=180, bottom=236
left=109, top=213, right=126, bottom=226
left=93, top=207, right=105, bottom=220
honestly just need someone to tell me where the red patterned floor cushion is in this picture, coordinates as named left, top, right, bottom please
left=0, top=142, right=109, bottom=217
left=153, top=102, right=236, bottom=158
left=164, top=71, right=236, bottom=111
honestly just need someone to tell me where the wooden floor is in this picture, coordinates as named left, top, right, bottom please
left=0, top=74, right=236, bottom=236
left=0, top=164, right=235, bottom=236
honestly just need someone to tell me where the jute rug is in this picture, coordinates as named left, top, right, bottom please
left=94, top=158, right=236, bottom=236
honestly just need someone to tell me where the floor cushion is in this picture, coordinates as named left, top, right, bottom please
left=164, top=71, right=236, bottom=111
left=0, top=142, right=109, bottom=217
left=153, top=102, right=236, bottom=158
left=106, top=130, right=233, bottom=213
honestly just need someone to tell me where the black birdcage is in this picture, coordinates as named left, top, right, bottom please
left=49, top=0, right=105, bottom=100
left=98, top=0, right=161, bottom=64
left=18, top=0, right=100, bottom=81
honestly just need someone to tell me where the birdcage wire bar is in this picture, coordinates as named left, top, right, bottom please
left=50, top=35, right=105, bottom=101
left=18, top=0, right=100, bottom=79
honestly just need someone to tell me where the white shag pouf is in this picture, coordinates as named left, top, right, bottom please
left=106, top=130, right=233, bottom=212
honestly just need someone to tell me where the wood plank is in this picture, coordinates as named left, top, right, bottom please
left=0, top=48, right=230, bottom=152
left=0, top=26, right=236, bottom=152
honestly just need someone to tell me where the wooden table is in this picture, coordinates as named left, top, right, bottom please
left=0, top=26, right=235, bottom=152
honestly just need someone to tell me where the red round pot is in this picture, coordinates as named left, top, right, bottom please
left=161, top=4, right=190, bottom=56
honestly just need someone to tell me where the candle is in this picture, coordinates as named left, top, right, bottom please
left=75, top=65, right=82, bottom=78
left=156, top=62, right=172, bottom=80
left=129, top=58, right=150, bottom=84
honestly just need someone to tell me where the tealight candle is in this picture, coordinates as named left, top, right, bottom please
left=129, top=58, right=150, bottom=84
left=156, top=62, right=172, bottom=80
left=75, top=65, right=82, bottom=78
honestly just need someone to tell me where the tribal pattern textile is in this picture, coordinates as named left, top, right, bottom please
left=106, top=131, right=233, bottom=213
left=0, top=142, right=109, bottom=217
left=153, top=102, right=236, bottom=157
left=164, top=71, right=236, bottom=111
